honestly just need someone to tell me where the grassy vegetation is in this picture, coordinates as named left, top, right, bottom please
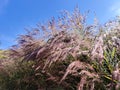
left=0, top=8, right=120, bottom=90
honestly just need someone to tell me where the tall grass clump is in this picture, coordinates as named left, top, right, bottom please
left=0, top=8, right=120, bottom=90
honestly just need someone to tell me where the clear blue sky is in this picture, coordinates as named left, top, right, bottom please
left=0, top=0, right=120, bottom=49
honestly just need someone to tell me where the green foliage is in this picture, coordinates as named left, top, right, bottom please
left=0, top=50, right=9, bottom=60
left=0, top=61, right=42, bottom=90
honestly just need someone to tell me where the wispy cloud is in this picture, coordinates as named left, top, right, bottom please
left=109, top=2, right=120, bottom=15
left=0, top=0, right=9, bottom=14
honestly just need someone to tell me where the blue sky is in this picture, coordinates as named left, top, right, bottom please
left=0, top=0, right=120, bottom=49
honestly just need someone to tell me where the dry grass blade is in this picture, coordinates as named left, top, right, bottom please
left=91, top=35, right=104, bottom=63
left=60, top=61, right=94, bottom=83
